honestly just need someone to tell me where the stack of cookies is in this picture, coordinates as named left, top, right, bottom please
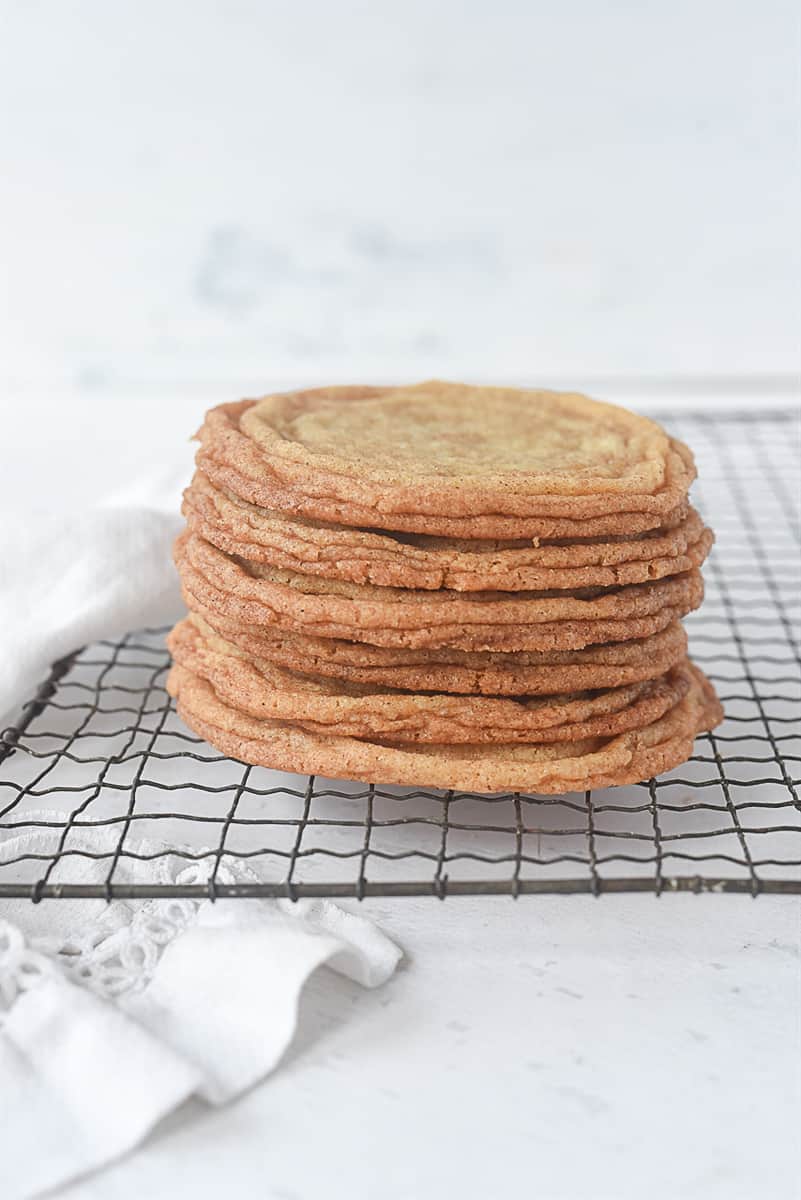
left=167, top=382, right=722, bottom=793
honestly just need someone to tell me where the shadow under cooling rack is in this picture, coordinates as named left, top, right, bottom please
left=0, top=408, right=799, bottom=900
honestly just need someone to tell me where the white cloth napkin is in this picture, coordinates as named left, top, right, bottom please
left=0, top=505, right=184, bottom=727
left=0, top=824, right=401, bottom=1199
left=0, top=485, right=403, bottom=1198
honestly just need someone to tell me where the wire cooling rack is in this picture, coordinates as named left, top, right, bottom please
left=0, top=408, right=799, bottom=900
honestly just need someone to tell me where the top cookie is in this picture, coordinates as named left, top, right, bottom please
left=233, top=381, right=695, bottom=523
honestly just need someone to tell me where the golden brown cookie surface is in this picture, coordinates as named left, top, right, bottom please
left=183, top=471, right=713, bottom=592
left=195, top=396, right=695, bottom=539
left=238, top=382, right=695, bottom=515
left=175, top=530, right=705, bottom=652
left=167, top=661, right=722, bottom=793
left=168, top=617, right=692, bottom=744
left=184, top=606, right=690, bottom=695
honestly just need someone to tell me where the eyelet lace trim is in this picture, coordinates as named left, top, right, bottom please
left=0, top=857, right=249, bottom=1019
left=0, top=920, right=60, bottom=1015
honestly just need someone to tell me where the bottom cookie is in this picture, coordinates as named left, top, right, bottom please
left=167, top=661, right=723, bottom=794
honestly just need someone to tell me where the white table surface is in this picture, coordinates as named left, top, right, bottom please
left=43, top=893, right=796, bottom=1200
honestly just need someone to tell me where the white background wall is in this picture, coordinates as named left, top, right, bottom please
left=3, top=0, right=799, bottom=384
left=0, top=0, right=798, bottom=507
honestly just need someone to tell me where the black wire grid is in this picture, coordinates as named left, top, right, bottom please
left=0, top=408, right=799, bottom=901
